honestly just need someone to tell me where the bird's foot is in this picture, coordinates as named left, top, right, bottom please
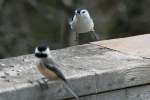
left=36, top=77, right=49, bottom=90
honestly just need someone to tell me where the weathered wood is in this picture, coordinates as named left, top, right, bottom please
left=0, top=35, right=150, bottom=100
left=92, top=34, right=150, bottom=58
left=96, top=64, right=150, bottom=92
left=70, top=84, right=150, bottom=100
left=77, top=84, right=150, bottom=100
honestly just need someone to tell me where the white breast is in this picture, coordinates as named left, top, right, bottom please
left=70, top=16, right=94, bottom=33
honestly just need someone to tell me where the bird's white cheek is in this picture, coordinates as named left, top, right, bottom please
left=35, top=48, right=40, bottom=53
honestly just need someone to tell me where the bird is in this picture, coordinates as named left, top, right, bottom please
left=69, top=8, right=100, bottom=44
left=34, top=45, right=79, bottom=100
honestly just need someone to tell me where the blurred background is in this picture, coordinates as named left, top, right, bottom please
left=0, top=0, right=150, bottom=58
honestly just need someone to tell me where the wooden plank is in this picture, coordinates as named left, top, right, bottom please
left=127, top=84, right=150, bottom=100
left=0, top=44, right=150, bottom=100
left=98, top=89, right=127, bottom=100
left=77, top=84, right=150, bottom=100
left=92, top=34, right=150, bottom=58
left=96, top=64, right=150, bottom=92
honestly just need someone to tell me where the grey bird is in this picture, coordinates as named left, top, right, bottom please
left=69, top=8, right=100, bottom=44
left=34, top=45, right=79, bottom=100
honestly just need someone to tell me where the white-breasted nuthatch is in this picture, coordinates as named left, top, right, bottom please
left=34, top=45, right=79, bottom=100
left=69, top=8, right=100, bottom=42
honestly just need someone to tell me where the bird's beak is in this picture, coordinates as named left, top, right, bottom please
left=77, top=10, right=80, bottom=14
left=75, top=9, right=81, bottom=15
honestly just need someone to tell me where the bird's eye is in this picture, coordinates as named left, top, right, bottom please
left=82, top=11, right=86, bottom=13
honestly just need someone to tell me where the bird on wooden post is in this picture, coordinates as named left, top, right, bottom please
left=69, top=8, right=100, bottom=44
left=34, top=45, right=79, bottom=100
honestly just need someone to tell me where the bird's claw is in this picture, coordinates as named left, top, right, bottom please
left=36, top=77, right=49, bottom=90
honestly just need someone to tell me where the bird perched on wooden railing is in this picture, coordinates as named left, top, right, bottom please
left=34, top=45, right=79, bottom=100
left=69, top=8, right=100, bottom=44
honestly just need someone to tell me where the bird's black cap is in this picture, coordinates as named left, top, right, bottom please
left=37, top=44, right=49, bottom=52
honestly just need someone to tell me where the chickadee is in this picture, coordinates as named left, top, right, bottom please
left=69, top=8, right=100, bottom=42
left=34, top=45, right=79, bottom=100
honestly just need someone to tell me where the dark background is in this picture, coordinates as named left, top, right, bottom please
left=0, top=0, right=150, bottom=58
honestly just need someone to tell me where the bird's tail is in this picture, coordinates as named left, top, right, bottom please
left=63, top=81, right=79, bottom=100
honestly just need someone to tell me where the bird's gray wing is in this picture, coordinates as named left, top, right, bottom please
left=44, top=59, right=79, bottom=100
left=43, top=60, right=67, bottom=82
